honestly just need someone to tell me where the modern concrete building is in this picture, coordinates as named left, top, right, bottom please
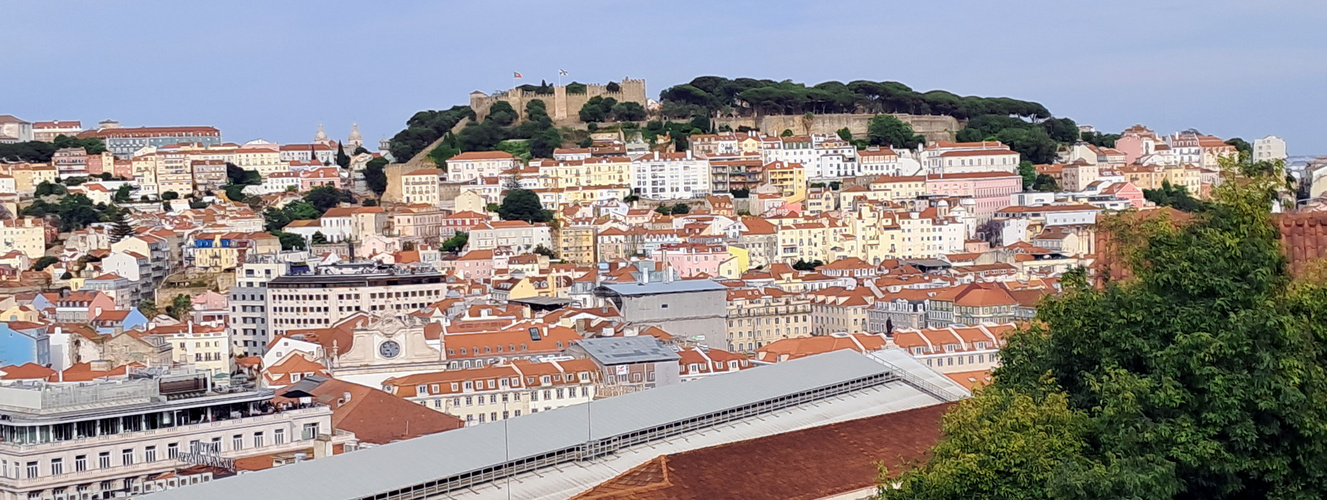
left=265, top=265, right=446, bottom=337
left=0, top=368, right=352, bottom=500
left=594, top=278, right=728, bottom=349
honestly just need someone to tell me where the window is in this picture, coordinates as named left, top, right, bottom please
left=168, top=443, right=179, bottom=459
left=25, top=461, right=37, bottom=479
left=75, top=455, right=86, bottom=472
left=302, top=423, right=319, bottom=440
left=99, top=452, right=111, bottom=469
left=145, top=445, right=157, bottom=462
left=122, top=448, right=134, bottom=466
left=253, top=432, right=264, bottom=448
left=50, top=458, right=63, bottom=476
left=274, top=428, right=285, bottom=445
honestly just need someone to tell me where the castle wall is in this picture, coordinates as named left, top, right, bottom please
left=470, top=79, right=648, bottom=124
left=714, top=113, right=961, bottom=144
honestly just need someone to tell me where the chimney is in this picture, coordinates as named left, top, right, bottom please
left=342, top=391, right=352, bottom=403
left=90, top=360, right=111, bottom=372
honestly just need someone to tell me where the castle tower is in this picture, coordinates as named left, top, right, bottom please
left=347, top=123, right=364, bottom=151
left=314, top=124, right=330, bottom=146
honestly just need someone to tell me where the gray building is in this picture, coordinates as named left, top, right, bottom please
left=568, top=336, right=681, bottom=396
left=229, top=255, right=297, bottom=357
left=595, top=279, right=728, bottom=349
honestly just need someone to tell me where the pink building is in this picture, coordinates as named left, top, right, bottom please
left=455, top=249, right=496, bottom=281
left=658, top=243, right=728, bottom=278
left=925, top=172, right=1023, bottom=220
left=1101, top=182, right=1145, bottom=209
left=298, top=167, right=343, bottom=191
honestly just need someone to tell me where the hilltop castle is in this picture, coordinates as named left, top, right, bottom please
left=469, top=78, right=647, bottom=124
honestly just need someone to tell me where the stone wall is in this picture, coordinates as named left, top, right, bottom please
left=714, top=113, right=962, bottom=144
left=470, top=79, right=648, bottom=123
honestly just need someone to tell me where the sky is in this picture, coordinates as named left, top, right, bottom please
left=3, top=0, right=1324, bottom=154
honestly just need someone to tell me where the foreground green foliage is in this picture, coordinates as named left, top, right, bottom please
left=883, top=159, right=1327, bottom=499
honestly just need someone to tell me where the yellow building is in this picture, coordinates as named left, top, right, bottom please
left=764, top=161, right=806, bottom=203
left=722, top=245, right=750, bottom=279
left=555, top=224, right=597, bottom=265
left=0, top=217, right=47, bottom=259
left=867, top=175, right=927, bottom=201
left=401, top=168, right=442, bottom=206
left=157, top=322, right=232, bottom=375
left=9, top=165, right=58, bottom=196
left=776, top=221, right=829, bottom=263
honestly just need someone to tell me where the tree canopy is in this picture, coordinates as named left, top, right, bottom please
left=364, top=157, right=388, bottom=196
left=867, top=115, right=925, bottom=149
left=387, top=106, right=475, bottom=162
left=497, top=188, right=551, bottom=223
left=882, top=158, right=1327, bottom=499
left=1143, top=181, right=1206, bottom=212
left=658, top=77, right=1051, bottom=119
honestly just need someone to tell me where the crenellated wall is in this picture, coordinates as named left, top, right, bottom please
left=470, top=79, right=648, bottom=123
left=714, top=113, right=962, bottom=143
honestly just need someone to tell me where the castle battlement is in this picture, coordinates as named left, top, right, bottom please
left=469, top=78, right=648, bottom=124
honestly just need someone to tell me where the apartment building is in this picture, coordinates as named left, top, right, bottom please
left=468, top=221, right=552, bottom=252
left=725, top=287, right=812, bottom=354
left=85, top=126, right=222, bottom=159
left=381, top=359, right=600, bottom=426
left=444, top=151, right=521, bottom=183
left=0, top=369, right=349, bottom=500
left=401, top=168, right=442, bottom=206
left=0, top=218, right=47, bottom=259
left=629, top=151, right=711, bottom=201
left=265, top=268, right=446, bottom=336
left=921, top=141, right=1019, bottom=174
left=891, top=323, right=1014, bottom=373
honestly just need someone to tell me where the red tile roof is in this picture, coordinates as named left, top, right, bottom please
left=572, top=403, right=951, bottom=500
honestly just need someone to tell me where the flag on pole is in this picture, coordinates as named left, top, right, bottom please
left=558, top=69, right=568, bottom=76
left=513, top=72, right=523, bottom=79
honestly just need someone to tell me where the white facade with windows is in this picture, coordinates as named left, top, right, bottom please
left=629, top=151, right=711, bottom=201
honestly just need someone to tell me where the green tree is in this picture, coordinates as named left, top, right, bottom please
left=532, top=244, right=557, bottom=259
left=836, top=127, right=853, bottom=141
left=105, top=205, right=135, bottom=243
left=441, top=232, right=468, bottom=253
left=1031, top=174, right=1060, bottom=192
left=1041, top=117, right=1080, bottom=143
left=613, top=102, right=647, bottom=122
left=137, top=299, right=159, bottom=319
left=887, top=160, right=1327, bottom=499
left=31, top=256, right=59, bottom=271
left=1018, top=161, right=1037, bottom=190
left=336, top=142, right=351, bottom=169
left=35, top=181, right=66, bottom=197
left=273, top=231, right=307, bottom=250
left=161, top=191, right=179, bottom=201
left=166, top=294, right=193, bottom=320
left=304, top=185, right=352, bottom=213
left=486, top=101, right=519, bottom=126
left=654, top=204, right=672, bottom=215
left=262, top=207, right=292, bottom=232
left=670, top=203, right=690, bottom=215
left=364, top=157, right=388, bottom=196
left=498, top=188, right=550, bottom=223
left=353, top=146, right=370, bottom=155
left=1143, top=180, right=1205, bottom=212
left=1225, top=137, right=1252, bottom=157
left=310, top=231, right=328, bottom=245
left=791, top=259, right=823, bottom=271
left=867, top=115, right=924, bottom=149
left=780, top=129, right=794, bottom=137
left=113, top=184, right=133, bottom=203
left=528, top=127, right=562, bottom=159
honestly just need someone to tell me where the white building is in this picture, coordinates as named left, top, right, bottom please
left=629, top=151, right=711, bottom=201
left=1253, top=135, right=1287, bottom=163
left=921, top=141, right=1020, bottom=174
left=381, top=359, right=600, bottom=426
left=0, top=369, right=352, bottom=500
left=468, top=221, right=553, bottom=252
left=444, top=151, right=521, bottom=183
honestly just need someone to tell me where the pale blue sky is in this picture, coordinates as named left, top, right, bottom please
left=3, top=0, right=1323, bottom=153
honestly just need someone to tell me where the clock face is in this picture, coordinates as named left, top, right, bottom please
left=379, top=340, right=401, bottom=359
